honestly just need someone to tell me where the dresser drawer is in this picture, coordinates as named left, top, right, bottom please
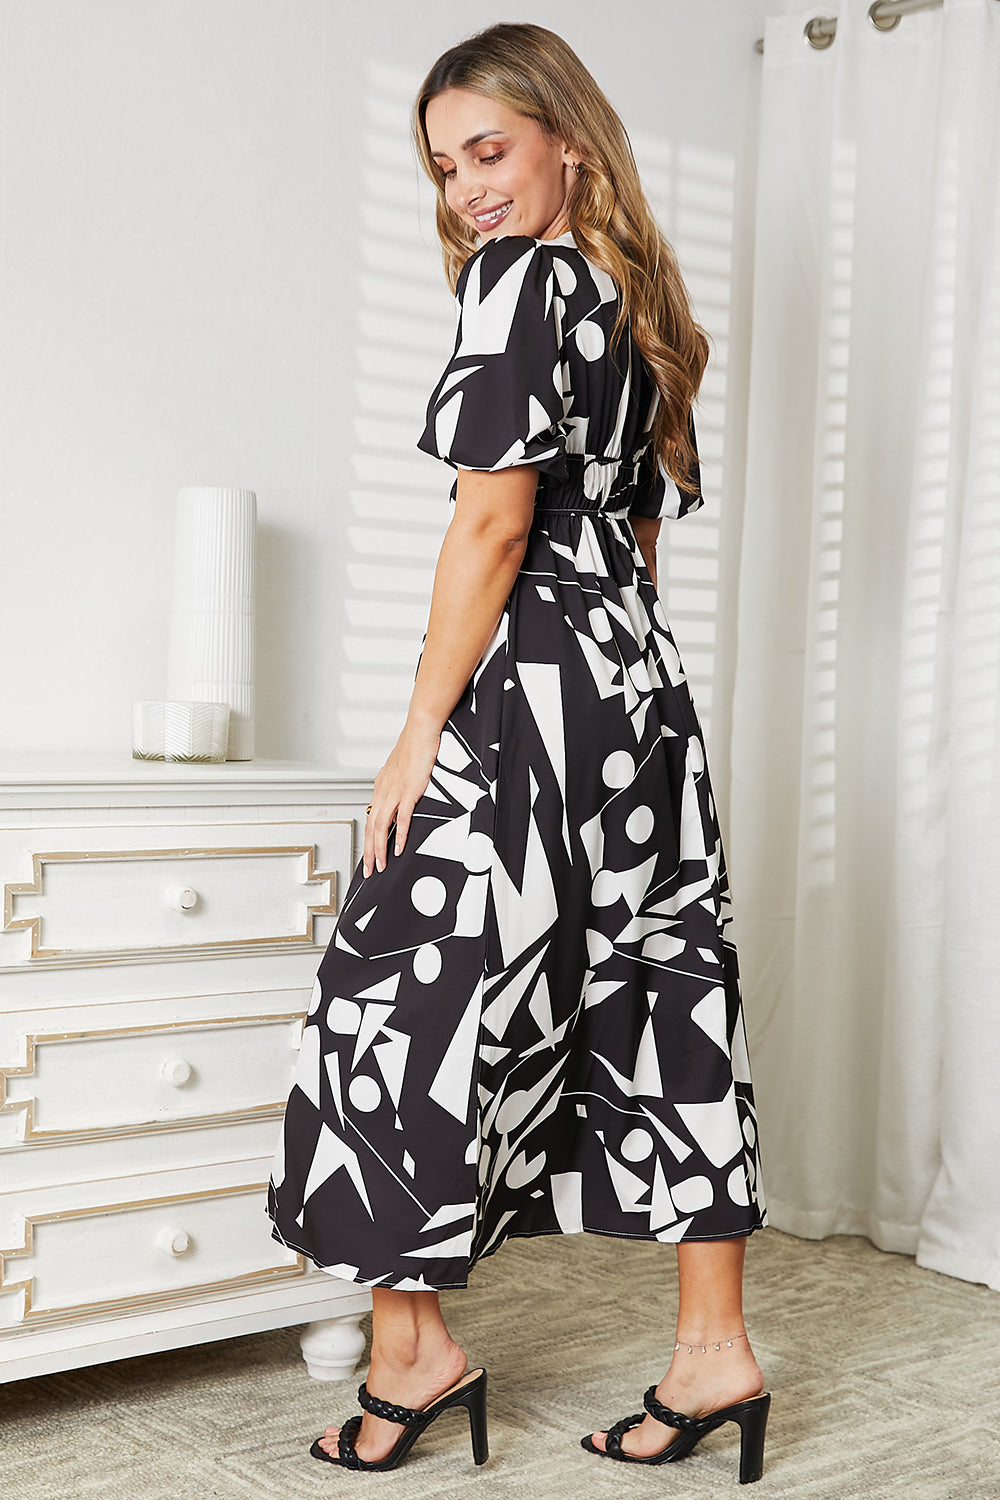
left=0, top=1174, right=304, bottom=1327
left=0, top=820, right=352, bottom=966
left=1, top=1008, right=307, bottom=1143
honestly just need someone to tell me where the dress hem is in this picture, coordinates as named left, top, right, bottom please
left=266, top=1209, right=769, bottom=1294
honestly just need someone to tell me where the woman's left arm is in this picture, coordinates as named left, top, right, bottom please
left=362, top=464, right=538, bottom=878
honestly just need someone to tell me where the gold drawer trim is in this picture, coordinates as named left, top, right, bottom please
left=0, top=1182, right=307, bottom=1325
left=3, top=844, right=337, bottom=961
left=0, top=1011, right=306, bottom=1144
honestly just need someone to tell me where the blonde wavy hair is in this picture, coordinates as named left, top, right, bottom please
left=412, top=22, right=709, bottom=491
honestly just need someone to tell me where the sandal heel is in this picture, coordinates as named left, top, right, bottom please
left=454, top=1371, right=489, bottom=1464
left=732, top=1392, right=770, bottom=1484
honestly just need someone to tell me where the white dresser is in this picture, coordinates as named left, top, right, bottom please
left=0, top=754, right=373, bottom=1384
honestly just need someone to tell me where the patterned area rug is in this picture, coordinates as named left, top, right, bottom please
left=3, top=1228, right=999, bottom=1499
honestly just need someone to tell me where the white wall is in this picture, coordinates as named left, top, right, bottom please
left=0, top=0, right=776, bottom=772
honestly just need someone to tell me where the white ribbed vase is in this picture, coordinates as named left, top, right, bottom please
left=166, top=487, right=256, bottom=761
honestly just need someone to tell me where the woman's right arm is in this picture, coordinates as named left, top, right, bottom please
left=630, top=514, right=661, bottom=591
left=406, top=465, right=538, bottom=737
left=362, top=464, right=537, bottom=878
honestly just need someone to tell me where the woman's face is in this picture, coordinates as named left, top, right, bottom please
left=425, top=87, right=576, bottom=243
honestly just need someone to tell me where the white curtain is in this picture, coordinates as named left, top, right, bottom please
left=730, top=0, right=1000, bottom=1289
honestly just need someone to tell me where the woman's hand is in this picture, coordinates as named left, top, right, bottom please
left=363, top=716, right=442, bottom=877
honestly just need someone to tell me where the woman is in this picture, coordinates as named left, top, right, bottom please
left=267, top=20, right=769, bottom=1482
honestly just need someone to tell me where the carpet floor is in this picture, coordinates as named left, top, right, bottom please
left=3, top=1227, right=999, bottom=1500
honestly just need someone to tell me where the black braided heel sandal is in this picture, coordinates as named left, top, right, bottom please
left=309, top=1367, right=488, bottom=1472
left=581, top=1386, right=771, bottom=1484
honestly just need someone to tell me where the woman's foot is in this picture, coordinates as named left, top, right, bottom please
left=588, top=1332, right=765, bottom=1458
left=317, top=1328, right=469, bottom=1465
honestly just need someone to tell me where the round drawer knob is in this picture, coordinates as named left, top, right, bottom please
left=167, top=886, right=199, bottom=912
left=157, top=1227, right=191, bottom=1257
left=161, top=1056, right=193, bottom=1087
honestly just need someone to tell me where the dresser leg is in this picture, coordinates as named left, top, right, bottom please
left=300, top=1312, right=368, bottom=1381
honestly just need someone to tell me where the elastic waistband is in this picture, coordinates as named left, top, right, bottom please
left=533, top=506, right=632, bottom=521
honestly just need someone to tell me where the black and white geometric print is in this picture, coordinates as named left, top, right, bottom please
left=415, top=230, right=704, bottom=518
left=266, top=232, right=766, bottom=1290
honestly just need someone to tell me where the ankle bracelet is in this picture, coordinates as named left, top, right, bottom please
left=674, top=1332, right=749, bottom=1354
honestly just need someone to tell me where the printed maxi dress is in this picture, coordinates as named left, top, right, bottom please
left=267, top=230, right=767, bottom=1290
